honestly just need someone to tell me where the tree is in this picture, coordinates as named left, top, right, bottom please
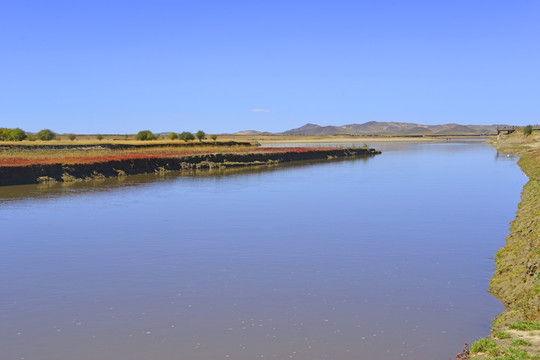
left=195, top=130, right=206, bottom=142
left=168, top=132, right=178, bottom=140
left=178, top=131, right=195, bottom=142
left=136, top=130, right=157, bottom=141
left=0, top=128, right=10, bottom=141
left=9, top=128, right=27, bottom=141
left=523, top=125, right=533, bottom=136
left=37, top=129, right=56, bottom=141
left=68, top=134, right=76, bottom=141
left=96, top=134, right=104, bottom=140
left=211, top=135, right=217, bottom=141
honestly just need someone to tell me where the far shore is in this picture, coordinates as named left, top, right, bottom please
left=229, top=134, right=492, bottom=144
left=0, top=134, right=492, bottom=147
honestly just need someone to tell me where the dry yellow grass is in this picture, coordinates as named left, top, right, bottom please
left=0, top=138, right=240, bottom=146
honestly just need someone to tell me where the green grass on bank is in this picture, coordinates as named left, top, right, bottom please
left=469, top=132, right=540, bottom=360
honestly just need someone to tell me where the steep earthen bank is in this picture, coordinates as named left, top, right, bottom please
left=467, top=133, right=540, bottom=359
left=0, top=148, right=380, bottom=186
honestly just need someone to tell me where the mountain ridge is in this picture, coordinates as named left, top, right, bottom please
left=279, top=121, right=505, bottom=136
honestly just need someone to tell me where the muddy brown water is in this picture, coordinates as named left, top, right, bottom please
left=0, top=141, right=527, bottom=360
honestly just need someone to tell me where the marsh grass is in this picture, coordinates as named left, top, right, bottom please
left=471, top=338, right=501, bottom=356
left=494, top=347, right=537, bottom=360
left=0, top=145, right=342, bottom=166
left=509, top=322, right=540, bottom=331
left=510, top=339, right=532, bottom=347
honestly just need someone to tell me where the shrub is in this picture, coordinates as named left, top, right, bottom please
left=0, top=128, right=10, bottom=140
left=168, top=132, right=178, bottom=140
left=0, top=128, right=27, bottom=141
left=136, top=130, right=157, bottom=141
left=523, top=125, right=533, bottom=136
left=195, top=130, right=205, bottom=141
left=178, top=131, right=195, bottom=142
left=211, top=135, right=217, bottom=141
left=9, top=128, right=27, bottom=141
left=36, top=129, right=56, bottom=141
left=96, top=134, right=103, bottom=140
left=68, top=134, right=76, bottom=141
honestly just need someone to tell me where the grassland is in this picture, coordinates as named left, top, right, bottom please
left=467, top=131, right=540, bottom=360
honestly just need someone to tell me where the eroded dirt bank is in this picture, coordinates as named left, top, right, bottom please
left=0, top=148, right=380, bottom=186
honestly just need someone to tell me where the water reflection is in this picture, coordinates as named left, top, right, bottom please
left=0, top=156, right=372, bottom=204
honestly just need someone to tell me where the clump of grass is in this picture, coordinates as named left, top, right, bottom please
left=509, top=321, right=540, bottom=331
left=510, top=339, right=532, bottom=347
left=495, top=347, right=532, bottom=360
left=471, top=338, right=501, bottom=355
left=494, top=331, right=512, bottom=339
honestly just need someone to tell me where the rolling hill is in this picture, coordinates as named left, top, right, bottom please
left=281, top=121, right=503, bottom=136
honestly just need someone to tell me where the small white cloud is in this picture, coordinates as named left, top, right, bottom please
left=251, top=108, right=270, bottom=113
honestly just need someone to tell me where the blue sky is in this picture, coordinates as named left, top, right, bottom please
left=1, top=0, right=538, bottom=134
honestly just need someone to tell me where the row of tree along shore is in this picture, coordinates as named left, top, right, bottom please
left=0, top=128, right=214, bottom=142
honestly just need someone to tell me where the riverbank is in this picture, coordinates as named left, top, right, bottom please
left=0, top=146, right=380, bottom=186
left=467, top=131, right=540, bottom=359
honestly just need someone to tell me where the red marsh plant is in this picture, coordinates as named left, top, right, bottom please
left=0, top=146, right=342, bottom=167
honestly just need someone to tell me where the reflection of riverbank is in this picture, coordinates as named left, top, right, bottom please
left=0, top=155, right=372, bottom=204
left=469, top=132, right=540, bottom=359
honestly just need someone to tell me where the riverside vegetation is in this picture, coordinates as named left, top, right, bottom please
left=0, top=130, right=380, bottom=186
left=463, top=129, right=540, bottom=360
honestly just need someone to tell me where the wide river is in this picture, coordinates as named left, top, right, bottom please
left=0, top=141, right=527, bottom=360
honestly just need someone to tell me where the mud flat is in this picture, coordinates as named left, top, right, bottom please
left=0, top=147, right=380, bottom=187
left=466, top=132, right=540, bottom=360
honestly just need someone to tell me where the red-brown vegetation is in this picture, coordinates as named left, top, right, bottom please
left=0, top=146, right=339, bottom=167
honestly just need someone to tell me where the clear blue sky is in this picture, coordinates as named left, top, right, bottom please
left=1, top=0, right=538, bottom=134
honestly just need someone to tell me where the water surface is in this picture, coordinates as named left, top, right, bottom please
left=0, top=142, right=526, bottom=360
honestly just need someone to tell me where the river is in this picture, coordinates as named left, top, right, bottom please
left=0, top=141, right=527, bottom=360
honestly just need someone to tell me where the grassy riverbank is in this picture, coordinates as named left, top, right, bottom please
left=467, top=131, right=540, bottom=360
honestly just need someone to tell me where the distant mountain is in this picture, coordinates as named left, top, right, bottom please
left=281, top=122, right=502, bottom=136
left=235, top=130, right=264, bottom=135
left=283, top=123, right=351, bottom=135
